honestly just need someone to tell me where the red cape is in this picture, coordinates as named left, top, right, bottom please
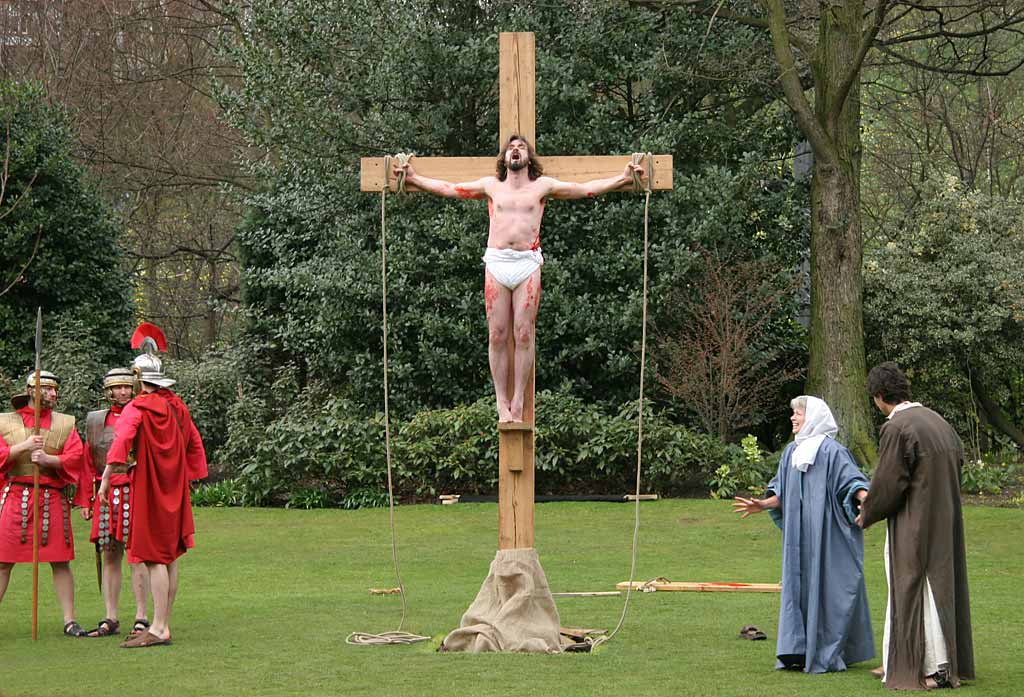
left=125, top=391, right=196, bottom=564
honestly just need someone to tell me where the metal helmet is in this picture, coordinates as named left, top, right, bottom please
left=102, top=367, right=134, bottom=402
left=130, top=322, right=175, bottom=389
left=10, top=369, right=60, bottom=410
left=132, top=348, right=175, bottom=388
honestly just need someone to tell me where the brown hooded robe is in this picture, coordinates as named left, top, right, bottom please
left=861, top=406, right=975, bottom=690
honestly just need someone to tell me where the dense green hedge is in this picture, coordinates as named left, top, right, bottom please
left=209, top=389, right=745, bottom=508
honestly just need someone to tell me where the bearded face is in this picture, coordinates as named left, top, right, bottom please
left=29, top=385, right=58, bottom=410
left=505, top=139, right=529, bottom=172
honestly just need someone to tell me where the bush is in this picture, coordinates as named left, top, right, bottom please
left=707, top=434, right=775, bottom=499
left=960, top=457, right=1021, bottom=495
left=226, top=388, right=741, bottom=507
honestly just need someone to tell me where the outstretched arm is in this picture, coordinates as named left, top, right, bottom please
left=393, top=160, right=489, bottom=200
left=732, top=495, right=780, bottom=519
left=546, top=162, right=645, bottom=200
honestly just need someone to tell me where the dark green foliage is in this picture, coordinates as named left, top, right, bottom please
left=865, top=176, right=1024, bottom=447
left=0, top=81, right=132, bottom=383
left=166, top=351, right=242, bottom=468
left=221, top=0, right=809, bottom=423
left=225, top=388, right=743, bottom=508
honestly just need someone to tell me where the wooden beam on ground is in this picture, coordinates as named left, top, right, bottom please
left=617, top=581, right=782, bottom=593
left=359, top=155, right=674, bottom=193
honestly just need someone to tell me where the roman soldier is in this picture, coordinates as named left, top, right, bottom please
left=0, top=370, right=88, bottom=636
left=82, top=367, right=151, bottom=638
left=99, top=324, right=207, bottom=648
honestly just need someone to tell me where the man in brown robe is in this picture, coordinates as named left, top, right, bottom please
left=859, top=362, right=974, bottom=690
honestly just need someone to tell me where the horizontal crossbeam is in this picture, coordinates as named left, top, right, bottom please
left=360, top=155, right=674, bottom=192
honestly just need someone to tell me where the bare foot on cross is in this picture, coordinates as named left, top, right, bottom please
left=508, top=395, right=524, bottom=423
left=497, top=401, right=515, bottom=423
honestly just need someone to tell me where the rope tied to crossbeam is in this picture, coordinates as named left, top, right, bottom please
left=589, top=152, right=654, bottom=651
left=346, top=153, right=428, bottom=648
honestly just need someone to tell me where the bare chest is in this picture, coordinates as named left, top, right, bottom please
left=490, top=186, right=547, bottom=219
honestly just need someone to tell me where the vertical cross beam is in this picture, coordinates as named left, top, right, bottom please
left=497, top=32, right=536, bottom=551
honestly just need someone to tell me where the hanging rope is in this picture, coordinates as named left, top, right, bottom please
left=346, top=154, right=428, bottom=648
left=589, top=153, right=653, bottom=651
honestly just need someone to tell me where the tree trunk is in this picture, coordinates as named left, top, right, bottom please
left=804, top=0, right=878, bottom=466
left=970, top=371, right=1024, bottom=449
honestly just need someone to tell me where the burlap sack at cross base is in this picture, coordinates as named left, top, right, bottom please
left=442, top=547, right=562, bottom=653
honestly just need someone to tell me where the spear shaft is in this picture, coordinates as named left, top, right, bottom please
left=31, top=307, right=41, bottom=641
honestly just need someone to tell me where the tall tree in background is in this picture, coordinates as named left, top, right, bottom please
left=639, top=0, right=1024, bottom=463
left=0, top=0, right=248, bottom=356
left=0, top=79, right=132, bottom=375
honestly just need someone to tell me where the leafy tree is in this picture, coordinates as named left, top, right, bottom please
left=865, top=175, right=1024, bottom=451
left=0, top=80, right=133, bottom=380
left=647, top=0, right=1024, bottom=464
left=220, top=0, right=810, bottom=424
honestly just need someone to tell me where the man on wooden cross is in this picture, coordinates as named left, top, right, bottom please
left=395, top=135, right=645, bottom=422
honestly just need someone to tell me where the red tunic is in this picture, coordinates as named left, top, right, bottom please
left=85, top=404, right=134, bottom=546
left=0, top=407, right=86, bottom=563
left=107, top=389, right=207, bottom=564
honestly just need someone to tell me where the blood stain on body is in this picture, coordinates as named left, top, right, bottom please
left=484, top=278, right=500, bottom=315
left=454, top=186, right=479, bottom=200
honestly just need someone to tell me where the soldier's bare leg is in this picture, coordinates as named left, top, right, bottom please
left=508, top=268, right=542, bottom=422
left=0, top=562, right=12, bottom=603
left=145, top=561, right=172, bottom=640
left=166, top=560, right=179, bottom=631
left=101, top=544, right=123, bottom=621
left=486, top=271, right=515, bottom=422
left=130, top=562, right=149, bottom=625
left=50, top=561, right=76, bottom=624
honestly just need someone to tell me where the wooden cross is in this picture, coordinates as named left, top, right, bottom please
left=361, top=32, right=672, bottom=551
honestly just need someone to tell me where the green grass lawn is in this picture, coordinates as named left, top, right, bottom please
left=1, top=500, right=1020, bottom=696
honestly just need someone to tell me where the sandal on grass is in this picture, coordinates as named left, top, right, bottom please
left=738, top=625, right=767, bottom=641
left=120, top=630, right=172, bottom=649
left=63, top=620, right=88, bottom=638
left=87, top=618, right=120, bottom=637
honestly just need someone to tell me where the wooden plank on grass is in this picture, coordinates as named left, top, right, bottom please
left=616, top=581, right=781, bottom=593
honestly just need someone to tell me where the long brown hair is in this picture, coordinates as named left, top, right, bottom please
left=496, top=135, right=543, bottom=181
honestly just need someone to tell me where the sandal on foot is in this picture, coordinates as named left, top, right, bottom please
left=870, top=666, right=885, bottom=679
left=738, top=625, right=767, bottom=641
left=87, top=618, right=120, bottom=637
left=120, top=630, right=172, bottom=649
left=126, top=618, right=150, bottom=639
left=925, top=671, right=955, bottom=689
left=63, top=620, right=88, bottom=638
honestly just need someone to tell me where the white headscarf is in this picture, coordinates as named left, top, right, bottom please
left=791, top=395, right=839, bottom=472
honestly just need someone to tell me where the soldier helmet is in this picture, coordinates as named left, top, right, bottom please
left=11, top=370, right=60, bottom=409
left=129, top=322, right=175, bottom=388
left=132, top=351, right=175, bottom=388
left=102, top=367, right=134, bottom=400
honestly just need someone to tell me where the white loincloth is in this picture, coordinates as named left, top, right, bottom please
left=482, top=247, right=544, bottom=291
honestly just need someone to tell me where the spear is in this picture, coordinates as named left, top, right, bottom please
left=93, top=479, right=102, bottom=593
left=31, top=307, right=41, bottom=641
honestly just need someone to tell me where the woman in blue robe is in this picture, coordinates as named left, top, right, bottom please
left=734, top=395, right=875, bottom=673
